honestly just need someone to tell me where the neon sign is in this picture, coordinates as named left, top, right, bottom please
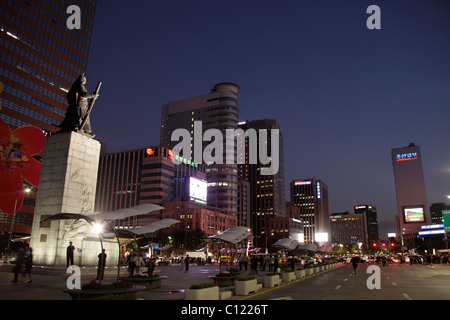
left=396, top=152, right=418, bottom=162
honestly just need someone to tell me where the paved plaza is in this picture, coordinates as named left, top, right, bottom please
left=1, top=262, right=450, bottom=300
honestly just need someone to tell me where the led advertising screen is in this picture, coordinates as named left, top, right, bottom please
left=403, top=207, right=425, bottom=223
left=189, top=177, right=207, bottom=203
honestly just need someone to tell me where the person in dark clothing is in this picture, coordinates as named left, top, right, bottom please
left=351, top=256, right=359, bottom=274
left=24, top=246, right=33, bottom=283
left=66, top=242, right=75, bottom=268
left=145, top=258, right=155, bottom=277
left=274, top=257, right=279, bottom=273
left=126, top=250, right=136, bottom=276
left=12, top=247, right=26, bottom=283
left=96, top=249, right=107, bottom=281
left=184, top=255, right=190, bottom=273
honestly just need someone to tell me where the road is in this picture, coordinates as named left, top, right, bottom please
left=1, top=262, right=449, bottom=300
left=240, top=263, right=450, bottom=300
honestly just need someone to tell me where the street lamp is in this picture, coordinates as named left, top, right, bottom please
left=6, top=186, right=31, bottom=254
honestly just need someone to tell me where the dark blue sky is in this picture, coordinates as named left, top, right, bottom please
left=85, top=0, right=450, bottom=237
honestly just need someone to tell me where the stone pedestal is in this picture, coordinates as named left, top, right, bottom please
left=29, top=131, right=117, bottom=267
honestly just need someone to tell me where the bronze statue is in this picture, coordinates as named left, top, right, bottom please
left=59, top=73, right=101, bottom=136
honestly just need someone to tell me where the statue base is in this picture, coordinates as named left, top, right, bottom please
left=29, top=131, right=117, bottom=267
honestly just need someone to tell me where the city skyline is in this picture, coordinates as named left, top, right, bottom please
left=84, top=1, right=449, bottom=238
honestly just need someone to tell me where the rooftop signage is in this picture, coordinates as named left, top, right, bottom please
left=396, top=152, right=418, bottom=162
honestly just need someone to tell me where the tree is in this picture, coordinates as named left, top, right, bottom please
left=185, top=229, right=207, bottom=251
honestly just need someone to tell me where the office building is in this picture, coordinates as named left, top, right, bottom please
left=161, top=201, right=237, bottom=238
left=160, top=83, right=240, bottom=216
left=354, top=204, right=379, bottom=243
left=0, top=0, right=97, bottom=236
left=391, top=143, right=430, bottom=245
left=330, top=211, right=368, bottom=246
left=237, top=119, right=286, bottom=249
left=95, top=146, right=206, bottom=228
left=0, top=0, right=97, bottom=132
left=430, top=203, right=450, bottom=225
left=290, top=178, right=330, bottom=244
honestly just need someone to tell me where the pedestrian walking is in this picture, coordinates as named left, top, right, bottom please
left=24, top=246, right=33, bottom=283
left=268, top=256, right=274, bottom=272
left=351, top=256, right=359, bottom=274
left=290, top=257, right=295, bottom=271
left=96, top=249, right=107, bottom=281
left=242, top=254, right=249, bottom=272
left=66, top=241, right=75, bottom=268
left=134, top=252, right=144, bottom=274
left=145, top=257, right=156, bottom=277
left=184, top=255, right=190, bottom=272
left=274, top=256, right=279, bottom=273
left=126, top=250, right=136, bottom=276
left=250, top=256, right=258, bottom=275
left=12, top=247, right=25, bottom=283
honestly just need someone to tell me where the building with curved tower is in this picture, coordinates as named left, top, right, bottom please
left=160, top=83, right=240, bottom=217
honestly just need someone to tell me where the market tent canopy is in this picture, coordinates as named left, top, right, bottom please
left=208, top=226, right=251, bottom=244
left=89, top=203, right=164, bottom=223
left=126, top=219, right=179, bottom=235
left=316, top=246, right=332, bottom=253
left=272, top=238, right=299, bottom=250
left=41, top=203, right=166, bottom=236
left=298, top=243, right=318, bottom=252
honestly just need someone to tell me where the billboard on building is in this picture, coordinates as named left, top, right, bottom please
left=403, top=206, right=425, bottom=223
left=189, top=177, right=207, bottom=203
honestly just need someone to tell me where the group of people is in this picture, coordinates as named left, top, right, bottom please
left=125, top=250, right=156, bottom=277
left=237, top=255, right=281, bottom=274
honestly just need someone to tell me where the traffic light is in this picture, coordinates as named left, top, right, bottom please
left=381, top=242, right=386, bottom=248
left=372, top=242, right=378, bottom=248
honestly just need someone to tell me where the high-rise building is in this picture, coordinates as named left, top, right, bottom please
left=0, top=0, right=97, bottom=133
left=392, top=143, right=430, bottom=246
left=160, top=83, right=240, bottom=216
left=354, top=204, right=379, bottom=243
left=0, top=0, right=97, bottom=236
left=237, top=119, right=286, bottom=249
left=290, top=178, right=330, bottom=244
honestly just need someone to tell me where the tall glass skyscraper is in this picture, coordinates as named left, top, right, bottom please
left=0, top=0, right=97, bottom=235
left=0, top=0, right=97, bottom=133
left=238, top=119, right=286, bottom=248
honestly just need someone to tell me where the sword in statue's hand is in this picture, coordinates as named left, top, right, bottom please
left=79, top=81, right=102, bottom=132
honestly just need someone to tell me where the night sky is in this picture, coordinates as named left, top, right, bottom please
left=84, top=0, right=450, bottom=238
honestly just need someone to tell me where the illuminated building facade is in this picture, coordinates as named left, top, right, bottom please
left=391, top=143, right=430, bottom=245
left=95, top=146, right=206, bottom=228
left=330, top=212, right=368, bottom=246
left=0, top=0, right=97, bottom=236
left=237, top=119, right=286, bottom=249
left=290, top=178, right=330, bottom=244
left=161, top=201, right=237, bottom=238
left=354, top=204, right=379, bottom=244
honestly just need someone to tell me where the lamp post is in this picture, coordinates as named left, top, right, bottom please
left=6, top=187, right=30, bottom=256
